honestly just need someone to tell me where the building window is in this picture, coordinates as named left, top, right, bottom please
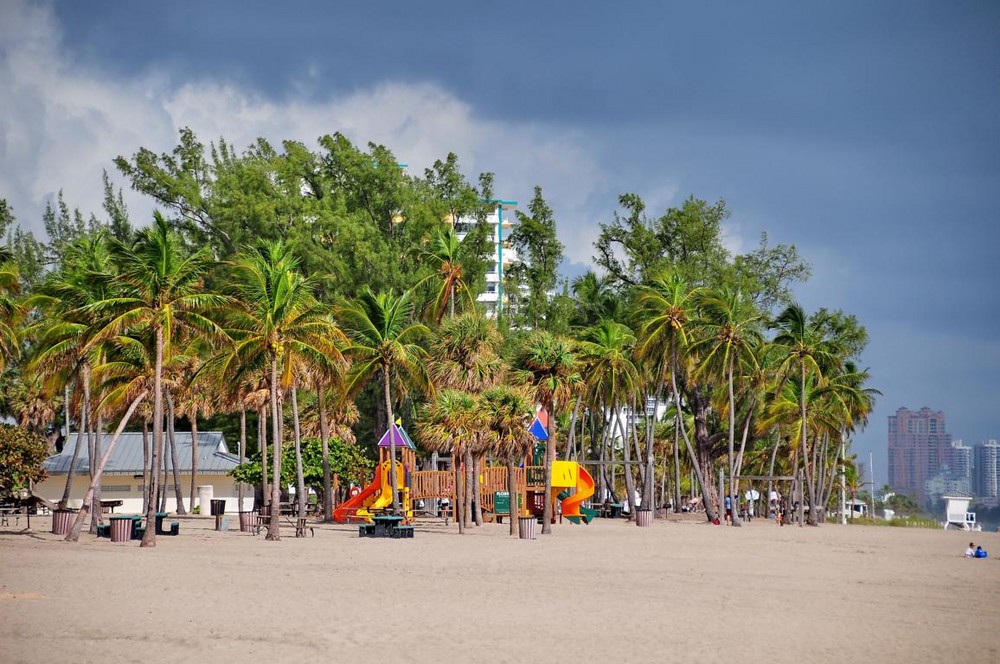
left=929, top=419, right=938, bottom=433
left=100, top=485, right=132, bottom=492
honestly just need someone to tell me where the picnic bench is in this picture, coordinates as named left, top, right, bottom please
left=359, top=515, right=414, bottom=539
left=247, top=510, right=312, bottom=537
left=0, top=506, right=22, bottom=527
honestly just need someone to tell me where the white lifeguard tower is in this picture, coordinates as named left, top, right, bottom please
left=942, top=495, right=980, bottom=531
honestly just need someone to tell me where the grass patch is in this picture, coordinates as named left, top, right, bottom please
left=844, top=516, right=938, bottom=529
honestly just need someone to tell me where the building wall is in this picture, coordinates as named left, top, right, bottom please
left=452, top=202, right=518, bottom=318
left=35, top=474, right=253, bottom=514
left=975, top=440, right=999, bottom=498
left=887, top=406, right=951, bottom=505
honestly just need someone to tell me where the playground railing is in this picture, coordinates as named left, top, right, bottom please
left=411, top=470, right=455, bottom=500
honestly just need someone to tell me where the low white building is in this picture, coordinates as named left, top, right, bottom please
left=36, top=431, right=252, bottom=514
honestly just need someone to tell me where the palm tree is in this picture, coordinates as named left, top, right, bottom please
left=225, top=240, right=342, bottom=539
left=480, top=385, right=536, bottom=536
left=417, top=389, right=479, bottom=533
left=340, top=289, right=430, bottom=515
left=87, top=212, right=225, bottom=547
left=0, top=258, right=23, bottom=372
left=635, top=271, right=718, bottom=522
left=27, top=233, right=115, bottom=510
left=770, top=304, right=843, bottom=525
left=692, top=287, right=763, bottom=527
left=577, top=319, right=641, bottom=513
left=512, top=331, right=580, bottom=534
left=428, top=313, right=506, bottom=526
left=420, top=226, right=475, bottom=323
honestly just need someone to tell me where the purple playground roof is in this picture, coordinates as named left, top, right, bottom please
left=377, top=423, right=417, bottom=449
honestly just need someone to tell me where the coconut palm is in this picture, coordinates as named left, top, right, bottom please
left=420, top=226, right=475, bottom=323
left=635, top=271, right=719, bottom=522
left=0, top=259, right=23, bottom=372
left=85, top=212, right=225, bottom=547
left=770, top=304, right=844, bottom=525
left=224, top=240, right=342, bottom=539
left=27, top=233, right=116, bottom=509
left=692, top=287, right=763, bottom=526
left=512, top=330, right=580, bottom=535
left=578, top=319, right=642, bottom=513
left=340, top=288, right=430, bottom=515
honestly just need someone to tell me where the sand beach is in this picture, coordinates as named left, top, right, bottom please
left=1, top=514, right=998, bottom=664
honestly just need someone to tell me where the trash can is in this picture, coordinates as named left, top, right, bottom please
left=109, top=516, right=133, bottom=543
left=518, top=516, right=536, bottom=540
left=636, top=509, right=653, bottom=527
left=51, top=508, right=76, bottom=535
left=210, top=499, right=226, bottom=516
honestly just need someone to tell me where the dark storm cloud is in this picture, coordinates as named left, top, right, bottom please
left=25, top=1, right=1000, bottom=474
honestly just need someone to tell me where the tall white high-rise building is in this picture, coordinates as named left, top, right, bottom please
left=974, top=439, right=999, bottom=499
left=451, top=200, right=518, bottom=318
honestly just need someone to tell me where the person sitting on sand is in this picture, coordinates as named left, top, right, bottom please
left=965, top=542, right=975, bottom=558
left=975, top=545, right=988, bottom=559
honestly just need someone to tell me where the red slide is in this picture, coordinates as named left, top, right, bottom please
left=333, top=465, right=384, bottom=523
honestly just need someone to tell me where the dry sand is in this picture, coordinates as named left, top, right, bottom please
left=1, top=513, right=998, bottom=664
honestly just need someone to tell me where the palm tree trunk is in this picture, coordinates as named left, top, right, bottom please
left=266, top=356, right=282, bottom=540
left=541, top=400, right=556, bottom=535
left=673, top=408, right=681, bottom=513
left=383, top=368, right=400, bottom=515
left=727, top=360, right=741, bottom=528
left=291, top=384, right=307, bottom=528
left=507, top=459, right=518, bottom=536
left=189, top=409, right=199, bottom=516
left=90, top=412, right=105, bottom=534
left=471, top=450, right=483, bottom=526
left=669, top=345, right=716, bottom=522
left=65, top=395, right=146, bottom=542
left=259, top=405, right=268, bottom=508
left=166, top=394, right=186, bottom=514
left=141, top=327, right=165, bottom=547
left=59, top=395, right=87, bottom=509
left=142, top=419, right=150, bottom=514
left=238, top=408, right=246, bottom=511
left=317, top=385, right=332, bottom=522
left=616, top=405, right=637, bottom=515
left=454, top=449, right=464, bottom=534
left=799, top=364, right=817, bottom=525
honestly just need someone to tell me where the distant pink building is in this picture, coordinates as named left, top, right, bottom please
left=887, top=407, right=952, bottom=506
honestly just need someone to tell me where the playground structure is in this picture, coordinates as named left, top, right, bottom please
left=332, top=425, right=415, bottom=523
left=332, top=419, right=597, bottom=525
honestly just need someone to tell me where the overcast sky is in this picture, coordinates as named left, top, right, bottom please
left=2, top=1, right=998, bottom=485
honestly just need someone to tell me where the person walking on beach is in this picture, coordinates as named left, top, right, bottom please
left=724, top=494, right=732, bottom=525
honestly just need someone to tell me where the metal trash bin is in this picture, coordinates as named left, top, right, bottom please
left=52, top=509, right=76, bottom=535
left=518, top=516, right=536, bottom=540
left=210, top=499, right=226, bottom=516
left=109, top=516, right=133, bottom=543
left=636, top=509, right=653, bottom=527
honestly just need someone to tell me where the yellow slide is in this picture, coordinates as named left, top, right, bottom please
left=552, top=461, right=596, bottom=524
